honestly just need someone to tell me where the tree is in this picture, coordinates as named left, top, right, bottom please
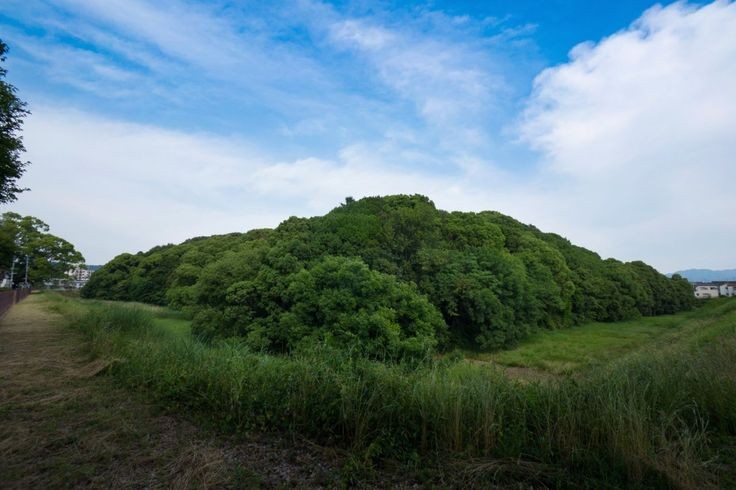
left=0, top=212, right=84, bottom=285
left=80, top=194, right=695, bottom=355
left=0, top=40, right=30, bottom=203
left=195, top=255, right=446, bottom=360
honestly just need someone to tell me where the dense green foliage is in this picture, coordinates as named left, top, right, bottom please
left=53, top=294, right=736, bottom=487
left=195, top=255, right=446, bottom=359
left=83, top=195, right=693, bottom=355
left=0, top=212, right=84, bottom=284
left=0, top=40, right=30, bottom=203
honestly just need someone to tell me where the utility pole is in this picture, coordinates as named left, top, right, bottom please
left=24, top=254, right=29, bottom=288
left=9, top=256, right=16, bottom=287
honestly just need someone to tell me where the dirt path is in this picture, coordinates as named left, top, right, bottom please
left=0, top=295, right=342, bottom=489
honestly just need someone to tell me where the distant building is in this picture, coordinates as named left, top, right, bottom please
left=66, top=265, right=93, bottom=289
left=694, top=283, right=719, bottom=298
left=719, top=282, right=736, bottom=297
left=693, top=281, right=736, bottom=299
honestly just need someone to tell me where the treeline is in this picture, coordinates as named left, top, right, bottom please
left=0, top=212, right=84, bottom=285
left=82, top=195, right=693, bottom=357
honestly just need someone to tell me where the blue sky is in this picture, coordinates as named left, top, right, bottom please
left=1, top=0, right=734, bottom=272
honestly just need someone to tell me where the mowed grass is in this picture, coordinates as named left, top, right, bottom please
left=1, top=295, right=342, bottom=489
left=469, top=299, right=736, bottom=374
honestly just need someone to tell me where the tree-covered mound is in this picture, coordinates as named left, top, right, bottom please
left=82, top=195, right=694, bottom=358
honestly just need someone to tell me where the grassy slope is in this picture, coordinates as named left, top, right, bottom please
left=154, top=317, right=191, bottom=337
left=95, top=296, right=736, bottom=376
left=132, top=299, right=736, bottom=374
left=87, top=295, right=735, bottom=378
left=44, top=293, right=736, bottom=488
left=94, top=298, right=193, bottom=337
left=469, top=299, right=736, bottom=374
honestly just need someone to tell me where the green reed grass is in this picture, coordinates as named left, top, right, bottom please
left=48, top=293, right=736, bottom=488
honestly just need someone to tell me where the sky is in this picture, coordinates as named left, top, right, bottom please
left=0, top=0, right=734, bottom=273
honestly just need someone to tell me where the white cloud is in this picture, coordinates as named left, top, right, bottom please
left=6, top=31, right=147, bottom=97
left=51, top=0, right=244, bottom=69
left=519, top=0, right=736, bottom=271
left=4, top=0, right=535, bottom=171
left=326, top=14, right=503, bottom=128
left=330, top=20, right=397, bottom=50
left=3, top=0, right=342, bottom=120
left=307, top=3, right=539, bottom=164
left=9, top=106, right=523, bottom=263
left=49, top=0, right=330, bottom=86
left=10, top=107, right=269, bottom=263
left=5, top=1, right=736, bottom=274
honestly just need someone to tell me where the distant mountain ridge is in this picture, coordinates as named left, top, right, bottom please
left=671, top=269, right=736, bottom=282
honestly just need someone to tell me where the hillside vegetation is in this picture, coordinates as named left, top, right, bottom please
left=82, top=195, right=693, bottom=358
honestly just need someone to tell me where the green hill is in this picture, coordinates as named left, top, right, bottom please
left=82, top=195, right=693, bottom=357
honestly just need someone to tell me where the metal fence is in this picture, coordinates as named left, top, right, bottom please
left=0, top=288, right=31, bottom=317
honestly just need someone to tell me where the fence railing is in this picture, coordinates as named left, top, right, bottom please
left=0, top=288, right=31, bottom=317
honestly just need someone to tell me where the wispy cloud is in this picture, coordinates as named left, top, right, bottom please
left=3, top=1, right=736, bottom=273
left=3, top=0, right=538, bottom=166
left=14, top=104, right=533, bottom=263
left=316, top=5, right=529, bottom=136
left=9, top=36, right=144, bottom=95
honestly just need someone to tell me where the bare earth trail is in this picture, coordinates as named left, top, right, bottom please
left=0, top=295, right=342, bottom=489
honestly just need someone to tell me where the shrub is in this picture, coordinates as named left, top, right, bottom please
left=82, top=195, right=695, bottom=352
left=194, top=256, right=446, bottom=360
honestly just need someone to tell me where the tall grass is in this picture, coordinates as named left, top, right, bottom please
left=49, top=294, right=736, bottom=488
left=482, top=298, right=736, bottom=374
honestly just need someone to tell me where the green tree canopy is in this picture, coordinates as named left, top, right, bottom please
left=0, top=40, right=30, bottom=203
left=0, top=212, right=84, bottom=285
left=83, top=195, right=694, bottom=356
left=194, top=255, right=446, bottom=360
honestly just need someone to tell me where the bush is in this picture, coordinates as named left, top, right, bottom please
left=82, top=195, right=695, bottom=353
left=194, top=256, right=446, bottom=360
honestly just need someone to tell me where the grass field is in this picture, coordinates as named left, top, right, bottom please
left=42, top=293, right=736, bottom=488
left=153, top=316, right=191, bottom=337
left=468, top=299, right=736, bottom=374
left=92, top=298, right=193, bottom=338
